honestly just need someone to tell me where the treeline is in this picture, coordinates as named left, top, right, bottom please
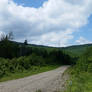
left=0, top=33, right=31, bottom=58
left=0, top=37, right=72, bottom=65
left=0, top=32, right=72, bottom=78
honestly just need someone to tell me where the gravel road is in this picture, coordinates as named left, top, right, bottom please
left=0, top=66, right=69, bottom=92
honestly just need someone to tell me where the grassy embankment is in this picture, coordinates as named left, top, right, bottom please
left=0, top=65, right=59, bottom=82
left=65, top=47, right=92, bottom=92
left=65, top=67, right=92, bottom=92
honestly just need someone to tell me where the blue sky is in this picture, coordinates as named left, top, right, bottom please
left=13, top=0, right=48, bottom=8
left=79, top=15, right=92, bottom=40
left=72, top=15, right=92, bottom=45
left=0, top=0, right=92, bottom=47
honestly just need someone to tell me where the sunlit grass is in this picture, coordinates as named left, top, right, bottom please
left=65, top=67, right=92, bottom=92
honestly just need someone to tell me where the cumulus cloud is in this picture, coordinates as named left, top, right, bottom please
left=76, top=37, right=92, bottom=44
left=0, top=0, right=92, bottom=47
left=30, top=29, right=74, bottom=47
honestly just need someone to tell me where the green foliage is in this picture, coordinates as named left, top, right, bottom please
left=63, top=44, right=92, bottom=57
left=36, top=89, right=42, bottom=92
left=76, top=47, right=92, bottom=72
left=66, top=47, right=92, bottom=92
left=0, top=49, right=72, bottom=79
left=66, top=68, right=92, bottom=92
left=87, top=63, right=92, bottom=73
left=0, top=40, right=19, bottom=58
left=0, top=65, right=59, bottom=82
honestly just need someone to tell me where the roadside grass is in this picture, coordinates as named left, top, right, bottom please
left=0, top=65, right=60, bottom=82
left=36, top=89, right=42, bottom=92
left=65, top=67, right=92, bottom=92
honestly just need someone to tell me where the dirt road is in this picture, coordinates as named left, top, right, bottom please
left=0, top=66, right=69, bottom=92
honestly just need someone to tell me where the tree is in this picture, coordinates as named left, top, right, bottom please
left=0, top=33, right=6, bottom=41
left=8, top=31, right=14, bottom=40
left=0, top=32, right=19, bottom=58
left=24, top=40, right=28, bottom=45
left=0, top=32, right=13, bottom=42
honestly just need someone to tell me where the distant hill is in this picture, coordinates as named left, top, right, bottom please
left=30, top=44, right=92, bottom=57
left=61, top=44, right=92, bottom=57
left=13, top=41, right=92, bottom=57
left=0, top=40, right=92, bottom=58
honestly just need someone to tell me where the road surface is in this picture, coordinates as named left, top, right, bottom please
left=0, top=66, right=69, bottom=92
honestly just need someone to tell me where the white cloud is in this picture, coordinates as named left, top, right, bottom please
left=30, top=29, right=73, bottom=47
left=76, top=37, right=92, bottom=45
left=0, top=0, right=92, bottom=46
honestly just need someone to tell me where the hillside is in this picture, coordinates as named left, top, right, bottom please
left=23, top=43, right=92, bottom=57
left=1, top=40, right=92, bottom=57
left=62, top=44, right=92, bottom=56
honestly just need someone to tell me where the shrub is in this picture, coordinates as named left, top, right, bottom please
left=88, top=63, right=92, bottom=72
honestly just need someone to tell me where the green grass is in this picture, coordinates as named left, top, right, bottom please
left=0, top=65, right=60, bottom=82
left=36, top=89, right=42, bottom=92
left=65, top=67, right=92, bottom=92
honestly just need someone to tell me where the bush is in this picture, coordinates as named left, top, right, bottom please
left=88, top=63, right=92, bottom=72
left=0, top=58, right=9, bottom=77
left=76, top=47, right=92, bottom=72
left=30, top=54, right=45, bottom=66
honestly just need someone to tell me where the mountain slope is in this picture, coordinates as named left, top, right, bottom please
left=62, top=44, right=92, bottom=56
left=26, top=43, right=92, bottom=56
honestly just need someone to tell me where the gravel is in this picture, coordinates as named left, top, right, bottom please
left=0, top=66, right=69, bottom=92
